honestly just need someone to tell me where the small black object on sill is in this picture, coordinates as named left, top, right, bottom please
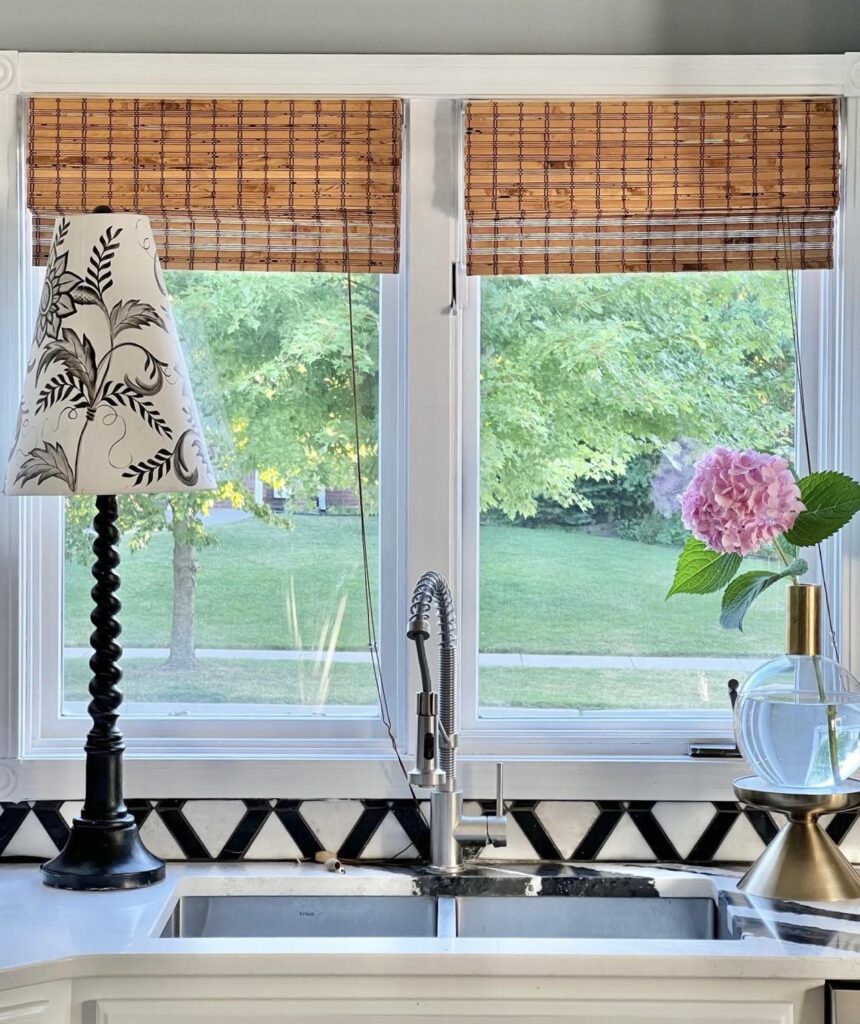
left=687, top=679, right=742, bottom=758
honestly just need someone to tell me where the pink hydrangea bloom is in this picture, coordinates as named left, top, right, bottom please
left=680, top=447, right=804, bottom=556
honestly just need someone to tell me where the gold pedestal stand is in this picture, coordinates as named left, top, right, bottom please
left=734, top=776, right=860, bottom=902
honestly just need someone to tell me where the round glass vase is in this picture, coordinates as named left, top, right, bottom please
left=734, top=584, right=860, bottom=791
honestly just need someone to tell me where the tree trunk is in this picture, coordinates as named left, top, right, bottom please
left=163, top=532, right=198, bottom=672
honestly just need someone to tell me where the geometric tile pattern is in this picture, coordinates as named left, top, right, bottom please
left=1, top=797, right=856, bottom=865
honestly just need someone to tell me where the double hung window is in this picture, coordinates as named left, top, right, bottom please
left=23, top=96, right=404, bottom=748
left=460, top=99, right=839, bottom=734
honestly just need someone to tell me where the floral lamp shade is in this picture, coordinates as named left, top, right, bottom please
left=5, top=214, right=215, bottom=496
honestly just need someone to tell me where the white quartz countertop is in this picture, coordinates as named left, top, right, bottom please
left=4, top=861, right=860, bottom=989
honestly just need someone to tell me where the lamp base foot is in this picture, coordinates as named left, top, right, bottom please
left=41, top=814, right=165, bottom=891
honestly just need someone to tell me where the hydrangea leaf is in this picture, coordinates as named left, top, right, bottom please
left=666, top=537, right=742, bottom=598
left=720, top=559, right=808, bottom=632
left=783, top=472, right=860, bottom=547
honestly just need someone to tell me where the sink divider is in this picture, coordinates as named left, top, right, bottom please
left=437, top=896, right=457, bottom=940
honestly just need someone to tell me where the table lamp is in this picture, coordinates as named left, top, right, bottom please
left=5, top=211, right=216, bottom=890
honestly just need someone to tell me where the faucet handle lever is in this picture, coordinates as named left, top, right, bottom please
left=481, top=762, right=508, bottom=849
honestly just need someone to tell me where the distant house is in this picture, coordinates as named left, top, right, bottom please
left=317, top=488, right=359, bottom=512
left=213, top=474, right=358, bottom=514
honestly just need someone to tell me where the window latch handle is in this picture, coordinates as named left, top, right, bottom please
left=689, top=678, right=742, bottom=758
left=448, top=261, right=466, bottom=317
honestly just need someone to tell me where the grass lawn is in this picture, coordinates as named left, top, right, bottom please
left=479, top=523, right=783, bottom=657
left=63, top=657, right=379, bottom=706
left=65, top=514, right=783, bottom=655
left=63, top=658, right=726, bottom=711
left=64, top=514, right=379, bottom=651
left=480, top=667, right=728, bottom=710
left=63, top=514, right=782, bottom=709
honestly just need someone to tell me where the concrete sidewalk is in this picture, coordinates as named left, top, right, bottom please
left=64, top=647, right=762, bottom=673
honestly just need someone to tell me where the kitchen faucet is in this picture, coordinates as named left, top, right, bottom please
left=407, top=570, right=507, bottom=873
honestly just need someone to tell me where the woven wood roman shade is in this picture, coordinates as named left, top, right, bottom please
left=28, top=97, right=403, bottom=273
left=465, top=98, right=839, bottom=276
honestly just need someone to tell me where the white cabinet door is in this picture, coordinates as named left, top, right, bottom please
left=0, top=982, right=70, bottom=1024
left=92, top=997, right=794, bottom=1024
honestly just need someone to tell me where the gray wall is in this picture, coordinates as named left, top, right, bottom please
left=2, top=0, right=859, bottom=55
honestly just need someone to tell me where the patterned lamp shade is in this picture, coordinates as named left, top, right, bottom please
left=5, top=214, right=215, bottom=496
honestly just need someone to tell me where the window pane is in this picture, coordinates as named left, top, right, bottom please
left=63, top=272, right=380, bottom=715
left=478, top=272, right=795, bottom=715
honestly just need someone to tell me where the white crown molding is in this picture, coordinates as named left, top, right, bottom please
left=845, top=53, right=860, bottom=96
left=0, top=52, right=18, bottom=94
left=16, top=52, right=849, bottom=98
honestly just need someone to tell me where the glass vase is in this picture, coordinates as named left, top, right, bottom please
left=734, top=584, right=860, bottom=791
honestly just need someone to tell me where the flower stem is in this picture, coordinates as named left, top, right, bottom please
left=772, top=535, right=798, bottom=582
left=812, top=652, right=841, bottom=786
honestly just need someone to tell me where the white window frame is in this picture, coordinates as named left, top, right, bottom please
left=18, top=267, right=407, bottom=753
left=0, top=51, right=859, bottom=801
left=457, top=269, right=836, bottom=756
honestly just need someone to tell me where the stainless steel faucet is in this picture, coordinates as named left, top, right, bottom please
left=407, top=571, right=507, bottom=873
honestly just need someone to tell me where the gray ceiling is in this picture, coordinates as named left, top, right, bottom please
left=2, top=0, right=859, bottom=55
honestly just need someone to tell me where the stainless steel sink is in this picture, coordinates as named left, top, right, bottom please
left=159, top=892, right=724, bottom=941
left=454, top=896, right=717, bottom=940
left=160, top=895, right=438, bottom=938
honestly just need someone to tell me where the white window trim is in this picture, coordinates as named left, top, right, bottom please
left=0, top=51, right=859, bottom=801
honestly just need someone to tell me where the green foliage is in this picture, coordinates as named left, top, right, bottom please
left=66, top=269, right=792, bottom=562
left=783, top=471, right=860, bottom=547
left=481, top=272, right=794, bottom=520
left=64, top=485, right=285, bottom=567
left=65, top=272, right=379, bottom=564
left=168, top=270, right=379, bottom=505
left=615, top=511, right=689, bottom=547
left=530, top=454, right=658, bottom=529
left=666, top=538, right=742, bottom=598
left=719, top=559, right=808, bottom=632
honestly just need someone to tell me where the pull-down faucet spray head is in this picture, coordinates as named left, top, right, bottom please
left=407, top=572, right=455, bottom=790
left=407, top=613, right=446, bottom=788
left=409, top=689, right=446, bottom=788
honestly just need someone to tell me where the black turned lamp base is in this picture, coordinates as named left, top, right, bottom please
left=42, top=813, right=165, bottom=891
left=42, top=494, right=165, bottom=892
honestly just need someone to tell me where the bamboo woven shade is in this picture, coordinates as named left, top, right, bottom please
left=465, top=98, right=839, bottom=275
left=28, top=97, right=403, bottom=273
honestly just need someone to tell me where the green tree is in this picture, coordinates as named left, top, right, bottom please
left=480, top=272, right=794, bottom=520
left=66, top=272, right=379, bottom=670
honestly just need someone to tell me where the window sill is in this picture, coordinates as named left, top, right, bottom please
left=1, top=752, right=745, bottom=802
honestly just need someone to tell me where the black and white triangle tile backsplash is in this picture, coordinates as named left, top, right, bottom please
left=4, top=797, right=860, bottom=864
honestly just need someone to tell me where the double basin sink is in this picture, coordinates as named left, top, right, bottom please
left=160, top=893, right=722, bottom=941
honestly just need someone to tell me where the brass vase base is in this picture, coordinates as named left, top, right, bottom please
left=734, top=776, right=860, bottom=903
